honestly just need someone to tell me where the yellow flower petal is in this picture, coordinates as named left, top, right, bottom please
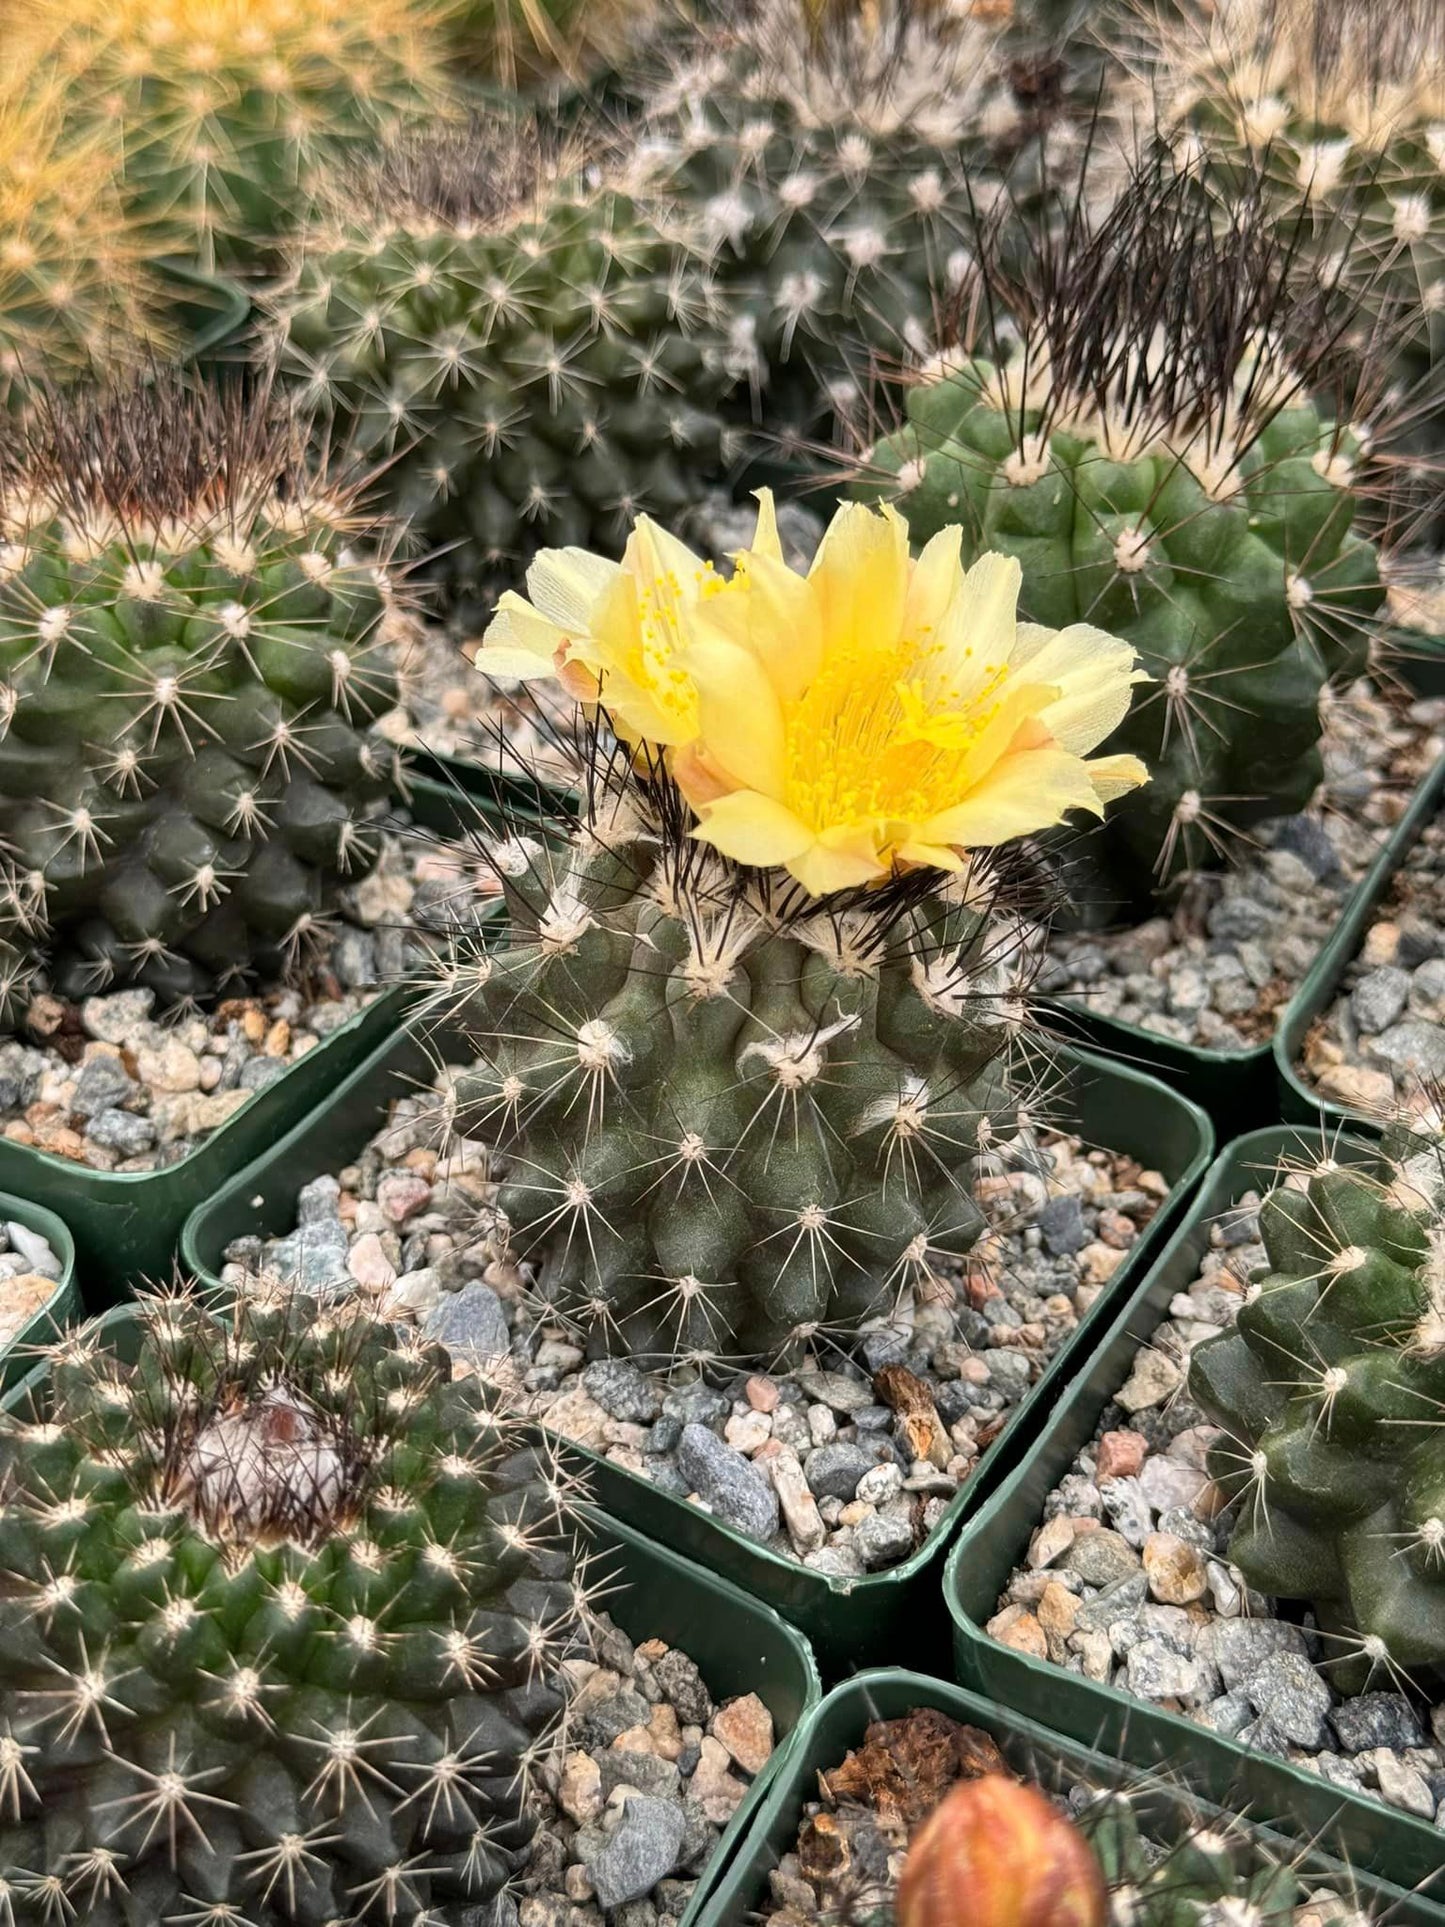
left=524, top=547, right=620, bottom=633
left=1084, top=752, right=1150, bottom=803
left=918, top=747, right=1112, bottom=847
left=903, top=525, right=965, bottom=642
left=475, top=592, right=569, bottom=680
left=680, top=634, right=788, bottom=795
left=787, top=829, right=888, bottom=896
left=808, top=498, right=912, bottom=660
left=692, top=790, right=815, bottom=867
left=748, top=488, right=784, bottom=564
left=1013, top=621, right=1152, bottom=753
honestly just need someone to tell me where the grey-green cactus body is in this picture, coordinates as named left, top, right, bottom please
left=0, top=493, right=398, bottom=1009
left=452, top=811, right=1024, bottom=1365
left=274, top=170, right=732, bottom=606
left=856, top=355, right=1384, bottom=893
left=0, top=1286, right=575, bottom=1924
left=1191, top=1155, right=1445, bottom=1674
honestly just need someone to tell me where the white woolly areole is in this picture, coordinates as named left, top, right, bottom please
left=740, top=1015, right=859, bottom=1088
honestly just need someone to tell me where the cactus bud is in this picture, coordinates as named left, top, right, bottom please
left=897, top=1775, right=1109, bottom=1927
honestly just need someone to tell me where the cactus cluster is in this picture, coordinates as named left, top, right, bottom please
left=631, top=0, right=1053, bottom=461
left=1138, top=0, right=1445, bottom=393
left=271, top=117, right=734, bottom=611
left=446, top=0, right=658, bottom=88
left=1191, top=1144, right=1445, bottom=1678
left=0, top=83, right=165, bottom=409
left=16, top=0, right=455, bottom=282
left=0, top=375, right=403, bottom=1017
left=852, top=144, right=1405, bottom=904
left=0, top=1281, right=579, bottom=1924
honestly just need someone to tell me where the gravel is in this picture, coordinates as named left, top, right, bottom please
left=992, top=1194, right=1445, bottom=1827
left=0, top=1219, right=63, bottom=1351
left=0, top=819, right=500, bottom=1171
left=1299, top=804, right=1445, bottom=1121
left=1040, top=680, right=1445, bottom=1052
left=519, top=1610, right=775, bottom=1926
left=222, top=1085, right=1168, bottom=1577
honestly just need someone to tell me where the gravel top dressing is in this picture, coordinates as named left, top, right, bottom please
left=221, top=1077, right=1169, bottom=1578
left=1298, top=803, right=1445, bottom=1121
left=1040, top=680, right=1445, bottom=1052
left=991, top=1192, right=1445, bottom=1830
left=0, top=820, right=498, bottom=1171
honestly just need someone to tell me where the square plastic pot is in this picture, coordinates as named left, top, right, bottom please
left=180, top=1025, right=1212, bottom=1681
left=0, top=1192, right=80, bottom=1397
left=0, top=1302, right=821, bottom=1927
left=943, top=1125, right=1445, bottom=1893
left=1274, top=744, right=1445, bottom=1133
left=0, top=777, right=507, bottom=1303
left=698, top=1668, right=1445, bottom=1925
left=1049, top=634, right=1445, bottom=1134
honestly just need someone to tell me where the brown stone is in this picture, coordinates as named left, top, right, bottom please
left=711, top=1693, right=775, bottom=1777
left=1096, top=1429, right=1147, bottom=1483
left=985, top=1603, right=1047, bottom=1658
left=1142, top=1531, right=1209, bottom=1605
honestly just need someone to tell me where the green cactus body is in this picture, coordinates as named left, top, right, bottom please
left=632, top=3, right=1043, bottom=457
left=23, top=0, right=453, bottom=281
left=273, top=125, right=733, bottom=608
left=0, top=382, right=401, bottom=1014
left=1190, top=1153, right=1445, bottom=1674
left=1076, top=1794, right=1303, bottom=1927
left=448, top=799, right=1026, bottom=1366
left=0, top=1285, right=576, bottom=1924
left=854, top=352, right=1384, bottom=897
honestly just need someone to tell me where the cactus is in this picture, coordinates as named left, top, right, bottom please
left=0, top=374, right=403, bottom=1018
left=1190, top=1144, right=1445, bottom=1677
left=0, top=82, right=165, bottom=409
left=17, top=0, right=454, bottom=283
left=270, top=117, right=734, bottom=612
left=0, top=1280, right=578, bottom=1925
left=851, top=144, right=1408, bottom=904
left=630, top=0, right=1063, bottom=462
left=1136, top=0, right=1445, bottom=393
left=445, top=0, right=658, bottom=87
left=451, top=491, right=1148, bottom=1366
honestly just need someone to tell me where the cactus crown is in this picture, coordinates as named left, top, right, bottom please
left=1190, top=1137, right=1445, bottom=1679
left=0, top=1281, right=581, bottom=1924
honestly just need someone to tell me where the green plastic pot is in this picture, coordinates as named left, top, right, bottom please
left=1275, top=746, right=1445, bottom=1133
left=181, top=1027, right=1211, bottom=1680
left=943, top=1125, right=1445, bottom=1893
left=699, top=1669, right=1445, bottom=1925
left=0, top=1193, right=80, bottom=1397
left=0, top=1302, right=821, bottom=1927
left=1049, top=635, right=1445, bottom=1133
left=1, top=776, right=510, bottom=1303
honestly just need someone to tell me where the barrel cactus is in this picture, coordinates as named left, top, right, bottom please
left=457, top=490, right=1148, bottom=1365
left=1137, top=0, right=1445, bottom=391
left=17, top=0, right=454, bottom=282
left=0, top=374, right=402, bottom=1017
left=1190, top=1144, right=1445, bottom=1676
left=630, top=0, right=1063, bottom=461
left=0, top=82, right=164, bottom=410
left=271, top=117, right=734, bottom=612
left=852, top=144, right=1401, bottom=903
left=0, top=1280, right=577, bottom=1924
left=446, top=0, right=658, bottom=86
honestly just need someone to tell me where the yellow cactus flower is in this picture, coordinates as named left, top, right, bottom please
left=476, top=517, right=726, bottom=750
left=677, top=496, right=1149, bottom=894
left=477, top=493, right=1149, bottom=895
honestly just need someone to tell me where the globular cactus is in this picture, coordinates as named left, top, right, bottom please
left=452, top=491, right=1147, bottom=1366
left=1136, top=0, right=1445, bottom=394
left=16, top=0, right=454, bottom=282
left=852, top=144, right=1409, bottom=904
left=630, top=0, right=1060, bottom=461
left=1190, top=1145, right=1445, bottom=1678
left=0, top=374, right=402, bottom=1017
left=445, top=0, right=658, bottom=87
left=0, top=83, right=165, bottom=409
left=0, top=1281, right=579, bottom=1925
left=270, top=117, right=734, bottom=611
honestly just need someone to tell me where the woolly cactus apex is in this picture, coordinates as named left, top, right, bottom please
left=270, top=116, right=734, bottom=611
left=1190, top=1143, right=1445, bottom=1680
left=629, top=0, right=1061, bottom=460
left=0, top=1280, right=581, bottom=1925
left=851, top=142, right=1421, bottom=903
left=0, top=372, right=403, bottom=1016
left=0, top=81, right=166, bottom=409
left=1133, top=0, right=1445, bottom=389
left=18, top=0, right=455, bottom=280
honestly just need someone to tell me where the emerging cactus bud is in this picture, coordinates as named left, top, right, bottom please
left=897, top=1775, right=1109, bottom=1927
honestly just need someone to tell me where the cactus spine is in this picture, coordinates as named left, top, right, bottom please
left=0, top=1282, right=579, bottom=1924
